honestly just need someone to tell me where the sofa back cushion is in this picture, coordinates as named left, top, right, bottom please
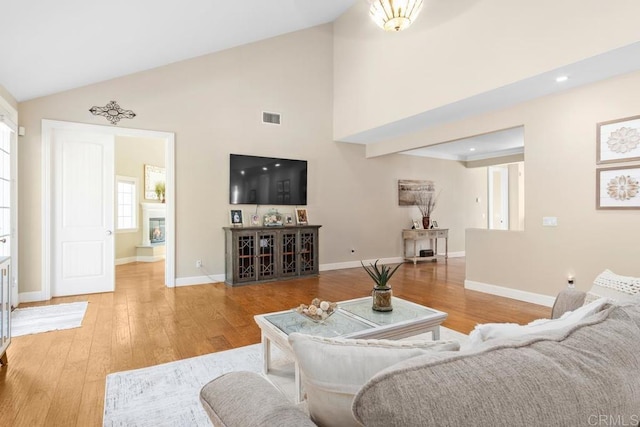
left=353, top=303, right=640, bottom=426
left=288, top=333, right=459, bottom=427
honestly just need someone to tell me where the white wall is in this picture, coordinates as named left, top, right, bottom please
left=333, top=0, right=640, bottom=141
left=16, top=24, right=481, bottom=295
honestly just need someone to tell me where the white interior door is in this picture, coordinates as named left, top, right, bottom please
left=52, top=129, right=115, bottom=296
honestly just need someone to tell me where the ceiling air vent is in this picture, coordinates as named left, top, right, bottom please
left=262, top=111, right=281, bottom=125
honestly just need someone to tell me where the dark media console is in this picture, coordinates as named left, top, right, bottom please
left=223, top=225, right=321, bottom=286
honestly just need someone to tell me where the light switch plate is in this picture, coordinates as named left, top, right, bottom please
left=542, top=216, right=558, bottom=227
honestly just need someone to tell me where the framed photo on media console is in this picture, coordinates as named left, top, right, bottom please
left=295, top=208, right=308, bottom=225
left=230, top=209, right=243, bottom=226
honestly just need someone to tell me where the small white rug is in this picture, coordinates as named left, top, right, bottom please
left=11, top=301, right=89, bottom=337
left=103, top=327, right=468, bottom=427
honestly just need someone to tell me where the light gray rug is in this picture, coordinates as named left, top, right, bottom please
left=103, top=327, right=468, bottom=427
left=11, top=301, right=88, bottom=337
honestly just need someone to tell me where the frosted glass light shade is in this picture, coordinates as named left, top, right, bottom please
left=369, top=0, right=424, bottom=32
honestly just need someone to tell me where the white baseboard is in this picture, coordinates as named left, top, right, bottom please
left=320, top=257, right=404, bottom=272
left=443, top=251, right=465, bottom=258
left=18, top=290, right=48, bottom=303
left=175, top=274, right=225, bottom=287
left=464, top=280, right=555, bottom=307
left=116, top=255, right=166, bottom=265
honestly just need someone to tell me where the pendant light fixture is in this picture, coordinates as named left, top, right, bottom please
left=368, top=0, right=424, bottom=32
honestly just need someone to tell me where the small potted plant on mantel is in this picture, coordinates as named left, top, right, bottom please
left=155, top=181, right=166, bottom=203
left=361, top=260, right=402, bottom=312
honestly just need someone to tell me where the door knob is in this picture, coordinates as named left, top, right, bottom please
left=0, top=238, right=6, bottom=243
left=106, top=230, right=113, bottom=236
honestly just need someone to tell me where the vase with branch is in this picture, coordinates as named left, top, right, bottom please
left=414, top=190, right=439, bottom=229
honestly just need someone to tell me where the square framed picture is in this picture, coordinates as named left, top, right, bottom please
left=284, top=213, right=294, bottom=226
left=230, top=209, right=243, bottom=226
left=596, top=166, right=640, bottom=209
left=596, top=115, right=640, bottom=164
left=250, top=214, right=261, bottom=226
left=295, top=208, right=308, bottom=225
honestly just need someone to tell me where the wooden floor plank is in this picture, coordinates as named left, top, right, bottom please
left=0, top=258, right=551, bottom=426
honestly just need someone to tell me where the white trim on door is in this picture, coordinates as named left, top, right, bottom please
left=41, top=120, right=176, bottom=299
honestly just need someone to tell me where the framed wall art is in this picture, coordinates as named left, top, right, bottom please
left=398, top=179, right=435, bottom=206
left=596, top=115, right=640, bottom=164
left=596, top=165, right=640, bottom=209
left=144, top=164, right=166, bottom=200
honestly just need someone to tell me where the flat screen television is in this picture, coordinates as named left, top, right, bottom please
left=229, top=154, right=307, bottom=205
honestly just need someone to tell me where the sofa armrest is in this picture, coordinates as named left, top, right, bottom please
left=200, top=371, right=316, bottom=427
left=551, top=288, right=586, bottom=319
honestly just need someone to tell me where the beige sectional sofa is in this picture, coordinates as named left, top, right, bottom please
left=200, top=290, right=640, bottom=426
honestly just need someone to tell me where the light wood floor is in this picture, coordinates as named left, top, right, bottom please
left=0, top=258, right=550, bottom=426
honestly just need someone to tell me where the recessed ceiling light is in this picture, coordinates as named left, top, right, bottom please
left=556, top=75, right=569, bottom=82
left=469, top=148, right=476, bottom=152
left=275, top=163, right=280, bottom=167
left=262, top=167, right=268, bottom=171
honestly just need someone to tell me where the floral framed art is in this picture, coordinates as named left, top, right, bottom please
left=596, top=166, right=640, bottom=209
left=596, top=115, right=640, bottom=164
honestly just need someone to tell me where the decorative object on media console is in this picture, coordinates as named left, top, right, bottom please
left=230, top=209, right=243, bottom=226
left=368, top=0, right=424, bottom=32
left=414, top=188, right=439, bottom=230
left=295, top=208, right=308, bottom=225
left=295, top=298, right=338, bottom=322
left=263, top=209, right=283, bottom=227
left=596, top=165, right=640, bottom=209
left=596, top=114, right=640, bottom=164
left=89, top=100, right=136, bottom=125
left=361, top=260, right=402, bottom=312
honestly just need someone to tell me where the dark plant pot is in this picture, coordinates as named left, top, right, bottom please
left=422, top=216, right=430, bottom=229
left=372, top=287, right=393, bottom=312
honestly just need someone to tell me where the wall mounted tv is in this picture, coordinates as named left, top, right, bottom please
left=229, top=154, right=307, bottom=205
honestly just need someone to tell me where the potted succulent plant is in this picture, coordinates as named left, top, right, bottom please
left=361, top=260, right=402, bottom=312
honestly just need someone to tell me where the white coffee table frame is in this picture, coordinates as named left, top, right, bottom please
left=254, top=296, right=447, bottom=403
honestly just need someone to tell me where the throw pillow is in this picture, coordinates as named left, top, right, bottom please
left=468, top=297, right=610, bottom=348
left=585, top=269, right=640, bottom=304
left=288, top=333, right=459, bottom=427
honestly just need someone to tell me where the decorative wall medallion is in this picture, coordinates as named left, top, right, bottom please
left=89, top=100, right=136, bottom=125
left=596, top=165, right=640, bottom=209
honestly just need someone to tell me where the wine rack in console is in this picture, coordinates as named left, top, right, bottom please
left=224, top=225, right=321, bottom=286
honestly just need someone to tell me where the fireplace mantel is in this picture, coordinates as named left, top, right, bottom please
left=141, top=202, right=166, bottom=246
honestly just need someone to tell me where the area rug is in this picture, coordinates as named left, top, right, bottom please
left=11, top=301, right=89, bottom=337
left=103, top=327, right=468, bottom=427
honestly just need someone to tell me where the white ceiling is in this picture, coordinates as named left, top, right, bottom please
left=400, top=127, right=524, bottom=162
left=0, top=0, right=356, bottom=102
left=2, top=1, right=640, bottom=161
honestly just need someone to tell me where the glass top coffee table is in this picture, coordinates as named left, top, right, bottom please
left=254, top=296, right=447, bottom=402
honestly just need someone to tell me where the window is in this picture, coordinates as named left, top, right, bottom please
left=0, top=119, right=12, bottom=257
left=116, top=176, right=138, bottom=231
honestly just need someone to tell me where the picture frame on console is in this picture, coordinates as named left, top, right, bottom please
left=295, top=208, right=308, bottom=225
left=284, top=213, right=294, bottom=226
left=596, top=165, right=640, bottom=209
left=250, top=214, right=261, bottom=226
left=596, top=115, right=640, bottom=164
left=230, top=209, right=243, bottom=226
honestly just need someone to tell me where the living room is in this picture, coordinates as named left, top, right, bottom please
left=2, top=0, right=640, bottom=425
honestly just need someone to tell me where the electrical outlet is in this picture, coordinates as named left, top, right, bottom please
left=196, top=259, right=202, bottom=268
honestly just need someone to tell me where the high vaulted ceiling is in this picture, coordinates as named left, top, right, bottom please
left=0, top=0, right=356, bottom=102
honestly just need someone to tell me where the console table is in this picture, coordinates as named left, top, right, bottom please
left=402, top=229, right=448, bottom=264
left=224, top=225, right=321, bottom=286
